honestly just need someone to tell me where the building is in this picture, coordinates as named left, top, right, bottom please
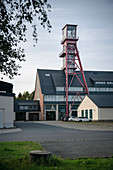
left=14, top=100, right=40, bottom=121
left=0, top=81, right=15, bottom=128
left=77, top=95, right=113, bottom=121
left=34, top=69, right=113, bottom=121
left=33, top=24, right=113, bottom=121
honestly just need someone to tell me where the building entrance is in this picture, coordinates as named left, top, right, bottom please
left=46, top=111, right=56, bottom=121
left=16, top=112, right=26, bottom=121
left=29, top=113, right=39, bottom=121
left=72, top=111, right=77, bottom=117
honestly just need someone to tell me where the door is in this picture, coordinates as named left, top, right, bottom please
left=29, top=113, right=39, bottom=121
left=72, top=111, right=77, bottom=117
left=46, top=111, right=56, bottom=121
left=0, top=109, right=4, bottom=128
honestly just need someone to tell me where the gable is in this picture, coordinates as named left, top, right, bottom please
left=78, top=95, right=97, bottom=110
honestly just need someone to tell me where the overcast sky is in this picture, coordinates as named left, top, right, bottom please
left=1, top=0, right=113, bottom=96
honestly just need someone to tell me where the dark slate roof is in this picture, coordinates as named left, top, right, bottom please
left=37, top=69, right=113, bottom=95
left=0, top=81, right=13, bottom=93
left=38, top=69, right=65, bottom=95
left=76, top=71, right=113, bottom=86
left=88, top=94, right=113, bottom=108
left=89, top=71, right=113, bottom=82
left=0, top=92, right=15, bottom=97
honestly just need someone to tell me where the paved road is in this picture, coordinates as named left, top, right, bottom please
left=0, top=121, right=113, bottom=159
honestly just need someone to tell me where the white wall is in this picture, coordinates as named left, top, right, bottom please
left=77, top=96, right=99, bottom=121
left=98, top=108, right=113, bottom=120
left=0, top=95, right=14, bottom=128
left=0, top=109, right=4, bottom=128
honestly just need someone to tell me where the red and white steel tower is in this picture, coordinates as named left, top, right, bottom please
left=59, top=24, right=89, bottom=117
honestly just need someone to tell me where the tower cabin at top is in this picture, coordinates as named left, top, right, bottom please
left=61, top=24, right=78, bottom=44
left=59, top=24, right=79, bottom=74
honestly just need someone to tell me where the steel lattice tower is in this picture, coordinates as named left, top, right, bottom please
left=59, top=24, right=89, bottom=117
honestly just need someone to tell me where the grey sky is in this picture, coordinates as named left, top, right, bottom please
left=2, top=0, right=113, bottom=95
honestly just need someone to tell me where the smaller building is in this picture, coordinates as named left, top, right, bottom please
left=0, top=81, right=15, bottom=128
left=14, top=100, right=40, bottom=121
left=77, top=95, right=113, bottom=121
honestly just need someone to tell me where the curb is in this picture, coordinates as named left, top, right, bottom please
left=0, top=128, right=22, bottom=134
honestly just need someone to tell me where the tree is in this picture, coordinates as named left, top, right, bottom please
left=16, top=91, right=35, bottom=100
left=0, top=0, right=51, bottom=79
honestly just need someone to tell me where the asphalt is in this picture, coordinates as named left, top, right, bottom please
left=1, top=121, right=113, bottom=134
left=0, top=121, right=113, bottom=159
left=37, top=121, right=113, bottom=159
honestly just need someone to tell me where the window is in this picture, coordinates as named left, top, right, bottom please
left=71, top=105, right=78, bottom=110
left=33, top=106, right=38, bottom=109
left=81, top=110, right=84, bottom=117
left=45, top=105, right=56, bottom=110
left=45, top=74, right=50, bottom=77
left=69, top=87, right=83, bottom=92
left=95, top=81, right=113, bottom=85
left=107, top=81, right=113, bottom=85
left=85, top=110, right=88, bottom=118
left=56, top=87, right=83, bottom=92
left=67, top=44, right=75, bottom=53
left=28, top=106, right=38, bottom=110
left=19, top=106, right=24, bottom=110
left=58, top=105, right=66, bottom=113
left=95, top=82, right=106, bottom=84
left=56, top=87, right=65, bottom=91
left=19, top=106, right=28, bottom=110
left=89, top=109, right=93, bottom=119
left=67, top=26, right=75, bottom=39
left=44, top=95, right=83, bottom=102
left=25, top=106, right=28, bottom=110
left=0, top=91, right=6, bottom=93
left=29, top=106, right=32, bottom=109
left=88, top=87, right=113, bottom=92
left=62, top=27, right=66, bottom=40
left=63, top=45, right=66, bottom=51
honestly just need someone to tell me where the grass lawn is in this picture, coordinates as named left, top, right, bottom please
left=0, top=141, right=113, bottom=170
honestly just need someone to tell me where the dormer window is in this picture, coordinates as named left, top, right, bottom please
left=95, top=81, right=113, bottom=85
left=45, top=74, right=50, bottom=77
left=107, top=81, right=113, bottom=85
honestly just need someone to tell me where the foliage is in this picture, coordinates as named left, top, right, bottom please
left=0, top=141, right=113, bottom=170
left=0, top=141, right=43, bottom=160
left=0, top=0, right=51, bottom=79
left=15, top=90, right=35, bottom=100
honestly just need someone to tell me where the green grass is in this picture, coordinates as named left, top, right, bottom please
left=0, top=141, right=113, bottom=170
